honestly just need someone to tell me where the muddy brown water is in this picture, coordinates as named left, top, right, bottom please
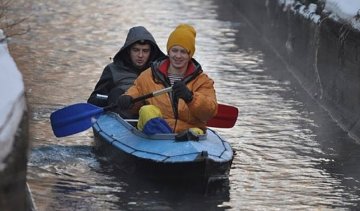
left=8, top=0, right=360, bottom=210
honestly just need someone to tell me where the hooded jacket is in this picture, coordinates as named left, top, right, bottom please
left=87, top=26, right=165, bottom=114
left=125, top=57, right=218, bottom=133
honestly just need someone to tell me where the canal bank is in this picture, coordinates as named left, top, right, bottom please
left=0, top=33, right=35, bottom=210
left=229, top=0, right=360, bottom=143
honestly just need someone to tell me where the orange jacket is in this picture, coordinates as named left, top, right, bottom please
left=125, top=57, right=218, bottom=133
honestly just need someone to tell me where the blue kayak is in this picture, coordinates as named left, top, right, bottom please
left=92, top=112, right=234, bottom=182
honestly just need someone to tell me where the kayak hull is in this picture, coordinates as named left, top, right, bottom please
left=92, top=112, right=234, bottom=183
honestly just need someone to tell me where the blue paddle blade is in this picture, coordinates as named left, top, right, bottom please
left=50, top=103, right=105, bottom=137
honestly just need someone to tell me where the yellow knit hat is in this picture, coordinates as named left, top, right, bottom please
left=166, top=24, right=196, bottom=57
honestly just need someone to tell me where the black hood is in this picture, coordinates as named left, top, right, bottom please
left=113, top=26, right=165, bottom=72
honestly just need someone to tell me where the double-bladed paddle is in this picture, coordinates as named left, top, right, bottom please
left=50, top=87, right=238, bottom=137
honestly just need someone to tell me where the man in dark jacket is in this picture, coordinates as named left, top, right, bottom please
left=87, top=26, right=165, bottom=118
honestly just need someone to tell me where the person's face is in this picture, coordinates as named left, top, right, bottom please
left=130, top=43, right=151, bottom=68
left=168, top=45, right=190, bottom=70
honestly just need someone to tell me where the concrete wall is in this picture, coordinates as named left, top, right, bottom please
left=230, top=0, right=360, bottom=143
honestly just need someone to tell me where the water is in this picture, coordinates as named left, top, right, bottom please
left=8, top=0, right=360, bottom=210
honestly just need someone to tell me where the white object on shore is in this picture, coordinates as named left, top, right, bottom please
left=0, top=33, right=27, bottom=171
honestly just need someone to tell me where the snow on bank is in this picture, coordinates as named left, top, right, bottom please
left=277, top=0, right=360, bottom=31
left=0, top=29, right=27, bottom=171
left=325, top=0, right=360, bottom=30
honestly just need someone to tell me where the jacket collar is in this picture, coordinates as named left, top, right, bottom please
left=158, top=58, right=196, bottom=77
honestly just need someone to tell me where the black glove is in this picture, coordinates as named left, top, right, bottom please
left=117, top=95, right=133, bottom=110
left=108, top=87, right=125, bottom=105
left=173, top=81, right=193, bottom=103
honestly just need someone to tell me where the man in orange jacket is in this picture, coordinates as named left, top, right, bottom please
left=117, top=24, right=218, bottom=135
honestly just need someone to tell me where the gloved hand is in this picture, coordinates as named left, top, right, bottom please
left=108, top=87, right=125, bottom=105
left=117, top=95, right=133, bottom=110
left=173, top=81, right=193, bottom=103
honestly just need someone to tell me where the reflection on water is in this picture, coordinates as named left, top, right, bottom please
left=8, top=0, right=360, bottom=210
left=28, top=145, right=231, bottom=210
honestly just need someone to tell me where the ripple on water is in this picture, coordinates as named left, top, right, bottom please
left=10, top=0, right=360, bottom=210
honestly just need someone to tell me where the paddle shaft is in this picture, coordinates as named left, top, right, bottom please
left=133, top=87, right=173, bottom=103
left=101, top=87, right=173, bottom=111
